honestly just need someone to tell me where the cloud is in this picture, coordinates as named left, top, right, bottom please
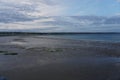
left=0, top=0, right=65, bottom=23
left=0, top=16, right=120, bottom=32
left=115, top=13, right=120, bottom=16
left=117, top=0, right=120, bottom=2
left=0, top=0, right=120, bottom=32
left=0, top=17, right=61, bottom=32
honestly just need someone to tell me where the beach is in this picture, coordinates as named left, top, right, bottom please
left=0, top=36, right=120, bottom=80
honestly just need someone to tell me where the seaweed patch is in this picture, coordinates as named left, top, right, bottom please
left=0, top=51, right=18, bottom=55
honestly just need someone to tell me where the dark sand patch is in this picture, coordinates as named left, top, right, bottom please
left=0, top=51, right=18, bottom=55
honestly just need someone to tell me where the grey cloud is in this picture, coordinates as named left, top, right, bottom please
left=0, top=0, right=58, bottom=23
left=0, top=27, right=58, bottom=32
left=40, top=16, right=120, bottom=27
left=0, top=1, right=37, bottom=23
left=70, top=16, right=120, bottom=25
left=0, top=9, right=35, bottom=23
left=37, top=16, right=120, bottom=32
left=31, top=0, right=57, bottom=5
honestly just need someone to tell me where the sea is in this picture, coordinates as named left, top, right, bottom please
left=44, top=33, right=120, bottom=42
left=0, top=33, right=120, bottom=42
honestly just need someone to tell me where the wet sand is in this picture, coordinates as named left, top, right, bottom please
left=0, top=36, right=120, bottom=80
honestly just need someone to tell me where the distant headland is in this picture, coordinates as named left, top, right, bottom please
left=0, top=32, right=120, bottom=36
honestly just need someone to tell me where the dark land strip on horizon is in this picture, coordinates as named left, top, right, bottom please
left=0, top=32, right=120, bottom=36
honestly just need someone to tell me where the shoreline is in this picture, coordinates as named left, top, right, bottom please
left=0, top=36, right=120, bottom=80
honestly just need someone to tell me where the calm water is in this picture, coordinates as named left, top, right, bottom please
left=46, top=33, right=120, bottom=42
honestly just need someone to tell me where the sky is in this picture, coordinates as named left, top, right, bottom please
left=0, top=0, right=120, bottom=32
